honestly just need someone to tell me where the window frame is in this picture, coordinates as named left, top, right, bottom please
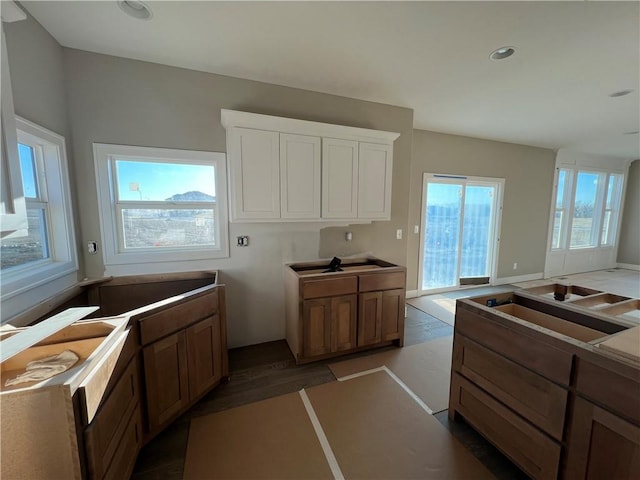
left=600, top=173, right=624, bottom=246
left=551, top=168, right=573, bottom=250
left=1, top=117, right=78, bottom=301
left=550, top=166, right=626, bottom=252
left=568, top=170, right=606, bottom=249
left=94, top=143, right=229, bottom=267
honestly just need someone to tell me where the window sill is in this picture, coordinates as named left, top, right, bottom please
left=1, top=261, right=78, bottom=302
left=104, top=246, right=229, bottom=266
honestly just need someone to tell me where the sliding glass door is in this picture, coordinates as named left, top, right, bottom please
left=419, top=174, right=503, bottom=293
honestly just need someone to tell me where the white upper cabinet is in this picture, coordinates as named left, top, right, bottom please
left=322, top=138, right=359, bottom=219
left=221, top=109, right=400, bottom=223
left=227, top=127, right=280, bottom=221
left=0, top=26, right=28, bottom=236
left=358, top=142, right=393, bottom=219
left=280, top=134, right=321, bottom=220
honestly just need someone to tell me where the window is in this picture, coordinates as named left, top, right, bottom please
left=570, top=171, right=603, bottom=248
left=551, top=167, right=625, bottom=251
left=94, top=144, right=229, bottom=267
left=601, top=173, right=624, bottom=246
left=551, top=169, right=572, bottom=249
left=0, top=117, right=77, bottom=298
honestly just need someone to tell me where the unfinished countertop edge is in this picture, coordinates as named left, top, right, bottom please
left=457, top=297, right=640, bottom=373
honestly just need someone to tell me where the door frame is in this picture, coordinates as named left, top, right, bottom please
left=418, top=173, right=504, bottom=295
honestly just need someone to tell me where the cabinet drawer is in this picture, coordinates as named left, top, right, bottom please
left=302, top=276, right=357, bottom=299
left=358, top=271, right=405, bottom=292
left=139, top=292, right=217, bottom=345
left=453, top=335, right=568, bottom=440
left=574, top=358, right=640, bottom=424
left=103, top=404, right=142, bottom=480
left=84, top=359, right=139, bottom=479
left=450, top=373, right=561, bottom=480
left=455, top=308, right=573, bottom=386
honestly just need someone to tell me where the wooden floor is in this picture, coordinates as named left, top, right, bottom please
left=131, top=298, right=527, bottom=480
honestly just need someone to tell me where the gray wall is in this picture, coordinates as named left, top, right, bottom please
left=4, top=12, right=83, bottom=279
left=4, top=14, right=68, bottom=138
left=62, top=48, right=413, bottom=348
left=618, top=159, right=640, bottom=266
left=408, top=130, right=556, bottom=290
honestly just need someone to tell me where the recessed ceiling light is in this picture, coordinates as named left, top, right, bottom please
left=489, top=46, right=516, bottom=61
left=118, top=0, right=153, bottom=20
left=609, top=89, right=634, bottom=98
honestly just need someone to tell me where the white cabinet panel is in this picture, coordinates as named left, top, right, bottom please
left=228, top=127, right=280, bottom=221
left=280, top=134, right=321, bottom=219
left=358, top=142, right=393, bottom=220
left=221, top=110, right=399, bottom=223
left=322, top=138, right=358, bottom=219
left=0, top=28, right=27, bottom=236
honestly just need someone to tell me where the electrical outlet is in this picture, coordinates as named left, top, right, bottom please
left=396, top=229, right=403, bottom=240
left=513, top=262, right=518, bottom=270
left=414, top=225, right=420, bottom=234
left=237, top=236, right=249, bottom=247
left=87, top=241, right=98, bottom=254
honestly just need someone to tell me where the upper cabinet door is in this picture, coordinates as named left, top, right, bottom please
left=358, top=142, right=393, bottom=220
left=322, top=138, right=358, bottom=219
left=280, top=134, right=321, bottom=220
left=228, top=127, right=280, bottom=221
left=0, top=28, right=28, bottom=236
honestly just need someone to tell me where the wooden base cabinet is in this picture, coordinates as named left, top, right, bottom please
left=285, top=257, right=406, bottom=363
left=565, top=396, right=640, bottom=479
left=2, top=272, right=227, bottom=480
left=143, top=315, right=225, bottom=435
left=451, top=293, right=640, bottom=480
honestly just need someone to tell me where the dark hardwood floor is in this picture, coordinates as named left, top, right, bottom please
left=131, top=301, right=528, bottom=480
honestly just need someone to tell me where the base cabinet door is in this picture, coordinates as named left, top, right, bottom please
left=186, top=315, right=223, bottom=400
left=143, top=332, right=190, bottom=432
left=565, top=396, right=640, bottom=479
left=303, top=298, right=332, bottom=357
left=331, top=294, right=357, bottom=352
left=358, top=292, right=383, bottom=346
left=381, top=288, right=405, bottom=342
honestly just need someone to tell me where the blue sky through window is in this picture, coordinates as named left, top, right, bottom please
left=575, top=172, right=599, bottom=204
left=18, top=143, right=38, bottom=198
left=115, top=159, right=216, bottom=201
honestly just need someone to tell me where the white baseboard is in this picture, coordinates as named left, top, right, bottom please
left=617, top=263, right=640, bottom=271
left=493, top=272, right=544, bottom=285
left=405, top=290, right=419, bottom=299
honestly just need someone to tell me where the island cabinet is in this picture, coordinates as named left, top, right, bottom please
left=450, top=290, right=640, bottom=480
left=285, top=257, right=406, bottom=364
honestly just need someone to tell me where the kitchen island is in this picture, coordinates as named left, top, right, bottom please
left=449, top=286, right=640, bottom=479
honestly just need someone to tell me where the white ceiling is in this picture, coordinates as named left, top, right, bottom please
left=22, top=1, right=640, bottom=160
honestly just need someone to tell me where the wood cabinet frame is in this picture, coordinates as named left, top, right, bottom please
left=450, top=291, right=640, bottom=480
left=285, top=257, right=406, bottom=364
